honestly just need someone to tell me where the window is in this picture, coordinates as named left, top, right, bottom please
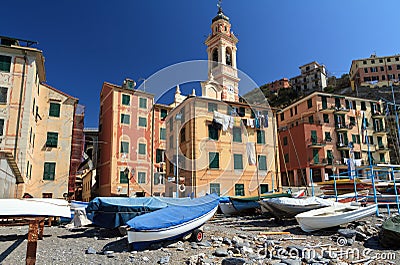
left=119, top=170, right=128, bottom=184
left=26, top=161, right=30, bottom=178
left=120, top=141, right=129, bottom=154
left=397, top=65, right=400, bottom=70
left=388, top=65, right=392, bottom=71
left=49, top=102, right=60, bottom=117
left=138, top=117, right=147, bottom=127
left=154, top=172, right=164, bottom=185
left=308, top=116, right=314, bottom=124
left=371, top=60, right=375, bottom=64
left=380, top=66, right=384, bottom=71
left=361, top=101, right=366, bottom=110
left=280, top=112, right=284, bottom=121
left=0, top=87, right=7, bottom=103
left=46, top=132, right=58, bottom=147
left=352, top=134, right=360, bottom=144
left=257, top=130, right=265, bottom=144
left=160, top=128, right=166, bottom=140
left=156, top=149, right=165, bottom=163
left=290, top=108, right=293, bottom=117
left=294, top=106, right=297, bottom=115
left=382, top=75, right=386, bottom=81
left=325, top=132, right=332, bottom=141
left=370, top=67, right=378, bottom=72
left=160, top=109, right=168, bottom=120
left=138, top=172, right=146, bottom=184
left=122, top=94, right=130, bottom=105
left=380, top=153, right=385, bottom=163
left=354, top=152, right=361, bottom=159
left=233, top=154, right=243, bottom=170
left=323, top=114, right=329, bottom=123
left=363, top=60, right=367, bottom=64
left=208, top=125, right=219, bottom=140
left=388, top=58, right=392, bottom=62
left=43, top=162, right=56, bottom=180
left=311, top=130, right=317, bottom=143
left=139, top=98, right=147, bottom=109
left=235, top=184, right=245, bottom=196
left=307, top=99, right=313, bottom=108
left=208, top=103, right=217, bottom=112
left=364, top=68, right=368, bottom=73
left=121, top=114, right=130, bottom=124
left=210, top=183, right=220, bottom=195
left=350, top=116, right=356, bottom=125
left=138, top=143, right=146, bottom=155
left=209, top=152, right=219, bottom=169
left=180, top=127, right=186, bottom=142
left=258, top=155, right=267, bottom=170
left=233, top=127, right=241, bottom=142
left=0, top=55, right=11, bottom=72
left=283, top=136, right=288, bottom=146
left=260, top=184, right=269, bottom=194
left=345, top=100, right=350, bottom=109
left=284, top=153, right=289, bottom=163
left=0, top=119, right=4, bottom=136
left=42, top=193, right=53, bottom=198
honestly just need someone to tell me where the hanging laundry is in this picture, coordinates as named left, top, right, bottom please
left=229, top=116, right=234, bottom=129
left=246, top=142, right=256, bottom=165
left=249, top=119, right=255, bottom=128
left=213, top=111, right=224, bottom=126
left=255, top=118, right=260, bottom=129
left=264, top=112, right=269, bottom=128
left=242, top=119, right=248, bottom=127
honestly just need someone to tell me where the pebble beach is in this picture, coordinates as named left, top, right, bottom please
left=0, top=209, right=399, bottom=265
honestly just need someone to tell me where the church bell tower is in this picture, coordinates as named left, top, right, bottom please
left=202, top=4, right=240, bottom=102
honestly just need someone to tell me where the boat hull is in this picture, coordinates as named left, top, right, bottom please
left=295, top=203, right=377, bottom=232
left=219, top=202, right=238, bottom=216
left=127, top=205, right=218, bottom=250
left=0, top=199, right=71, bottom=218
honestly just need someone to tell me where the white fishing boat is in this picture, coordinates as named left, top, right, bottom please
left=295, top=203, right=377, bottom=232
left=260, top=196, right=338, bottom=219
left=127, top=194, right=219, bottom=250
left=0, top=198, right=71, bottom=218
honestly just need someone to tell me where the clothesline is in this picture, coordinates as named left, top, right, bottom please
left=212, top=110, right=268, bottom=132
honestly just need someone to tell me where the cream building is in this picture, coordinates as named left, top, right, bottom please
left=0, top=36, right=78, bottom=198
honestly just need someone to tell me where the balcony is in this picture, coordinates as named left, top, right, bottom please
left=371, top=111, right=385, bottom=119
left=335, top=123, right=352, bottom=132
left=361, top=144, right=376, bottom=152
left=310, top=158, right=328, bottom=166
left=319, top=104, right=335, bottom=113
left=373, top=127, right=387, bottom=136
left=376, top=144, right=389, bottom=152
left=336, top=142, right=350, bottom=150
left=334, top=107, right=350, bottom=115
left=307, top=137, right=326, bottom=148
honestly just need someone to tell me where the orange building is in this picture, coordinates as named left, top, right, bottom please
left=97, top=80, right=170, bottom=197
left=266, top=78, right=290, bottom=93
left=277, top=91, right=389, bottom=186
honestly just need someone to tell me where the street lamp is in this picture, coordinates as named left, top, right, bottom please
left=175, top=113, right=182, bottom=198
left=125, top=167, right=135, bottom=197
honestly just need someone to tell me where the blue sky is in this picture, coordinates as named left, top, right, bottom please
left=2, top=1, right=399, bottom=127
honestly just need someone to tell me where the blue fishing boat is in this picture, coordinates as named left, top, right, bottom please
left=127, top=194, right=219, bottom=250
left=85, top=196, right=191, bottom=229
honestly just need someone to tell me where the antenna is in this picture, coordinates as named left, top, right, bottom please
left=217, top=0, right=222, bottom=9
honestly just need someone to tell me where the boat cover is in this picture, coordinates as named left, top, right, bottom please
left=86, top=196, right=191, bottom=229
left=126, top=193, right=219, bottom=231
left=266, top=196, right=336, bottom=207
left=219, top=196, right=230, bottom=203
left=379, top=215, right=400, bottom=249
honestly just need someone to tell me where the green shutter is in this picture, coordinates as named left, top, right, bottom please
left=210, top=183, right=220, bottom=195
left=120, top=171, right=128, bottom=183
left=160, top=128, right=166, bottom=140
left=257, top=130, right=265, bottom=144
left=43, top=162, right=55, bottom=180
left=139, top=117, right=147, bottom=127
left=208, top=125, right=219, bottom=140
left=258, top=155, right=267, bottom=170
left=138, top=143, right=146, bottom=155
left=49, top=103, right=60, bottom=117
left=138, top=172, right=146, bottom=183
left=233, top=127, right=242, bottom=142
left=0, top=55, right=11, bottom=72
left=209, top=152, right=219, bottom=169
left=120, top=141, right=129, bottom=153
left=139, top=98, right=147, bottom=108
left=160, top=109, right=167, bottom=120
left=208, top=103, right=217, bottom=112
left=156, top=149, right=164, bottom=163
left=46, top=132, right=58, bottom=147
left=233, top=154, right=243, bottom=170
left=121, top=114, right=130, bottom=124
left=260, top=184, right=269, bottom=194
left=311, top=130, right=317, bottom=143
left=122, top=94, right=130, bottom=105
left=235, top=184, right=245, bottom=196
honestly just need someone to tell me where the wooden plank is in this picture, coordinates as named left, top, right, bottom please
left=259, top=231, right=291, bottom=235
left=26, top=219, right=39, bottom=265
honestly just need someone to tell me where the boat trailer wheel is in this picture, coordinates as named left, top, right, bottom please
left=191, top=229, right=203, bottom=242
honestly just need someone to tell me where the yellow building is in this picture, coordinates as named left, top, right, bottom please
left=164, top=7, right=279, bottom=198
left=0, top=36, right=78, bottom=198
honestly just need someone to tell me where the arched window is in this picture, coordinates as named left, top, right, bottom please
left=226, top=47, right=232, bottom=66
left=212, top=48, right=218, bottom=68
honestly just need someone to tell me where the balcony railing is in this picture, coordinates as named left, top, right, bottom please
left=334, top=107, right=350, bottom=114
left=335, top=123, right=352, bottom=131
left=307, top=137, right=326, bottom=148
